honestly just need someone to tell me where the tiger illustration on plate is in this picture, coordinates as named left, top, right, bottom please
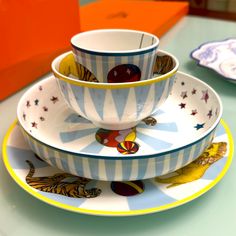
left=25, top=160, right=101, bottom=198
left=155, top=142, right=227, bottom=188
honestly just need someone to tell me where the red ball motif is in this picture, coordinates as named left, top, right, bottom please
left=95, top=128, right=136, bottom=148
left=107, top=64, right=141, bottom=83
left=111, top=180, right=144, bottom=196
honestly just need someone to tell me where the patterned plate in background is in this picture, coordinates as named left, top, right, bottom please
left=191, top=38, right=236, bottom=83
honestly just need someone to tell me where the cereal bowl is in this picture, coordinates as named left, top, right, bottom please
left=52, top=50, right=179, bottom=130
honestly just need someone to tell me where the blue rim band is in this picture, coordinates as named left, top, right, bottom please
left=71, top=43, right=157, bottom=56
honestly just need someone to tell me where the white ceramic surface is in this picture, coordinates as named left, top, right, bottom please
left=16, top=72, right=222, bottom=181
left=3, top=120, right=233, bottom=216
left=52, top=50, right=179, bottom=130
left=71, top=29, right=159, bottom=82
left=191, top=38, right=236, bottom=83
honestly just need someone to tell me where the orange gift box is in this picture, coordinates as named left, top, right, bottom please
left=80, top=0, right=189, bottom=36
left=0, top=0, right=80, bottom=101
left=1, top=0, right=188, bottom=101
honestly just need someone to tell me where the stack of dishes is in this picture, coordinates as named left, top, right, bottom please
left=3, top=30, right=232, bottom=216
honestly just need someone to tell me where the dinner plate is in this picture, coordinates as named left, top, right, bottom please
left=191, top=38, right=236, bottom=83
left=2, top=120, right=233, bottom=216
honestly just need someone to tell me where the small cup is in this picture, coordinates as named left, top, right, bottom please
left=71, top=29, right=159, bottom=83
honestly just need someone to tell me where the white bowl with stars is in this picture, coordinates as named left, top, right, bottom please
left=16, top=71, right=222, bottom=181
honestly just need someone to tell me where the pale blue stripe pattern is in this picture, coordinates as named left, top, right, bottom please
left=114, top=56, right=122, bottom=70
left=32, top=141, right=45, bottom=161
left=216, top=124, right=225, bottom=136
left=165, top=79, right=171, bottom=98
left=164, top=79, right=171, bottom=98
left=60, top=128, right=97, bottom=143
left=88, top=158, right=99, bottom=180
left=22, top=127, right=217, bottom=181
left=144, top=50, right=156, bottom=80
left=105, top=159, right=116, bottom=180
left=182, top=145, right=194, bottom=166
left=70, top=85, right=87, bottom=117
left=7, top=146, right=48, bottom=169
left=90, top=54, right=97, bottom=79
left=101, top=55, right=109, bottom=83
left=72, top=155, right=85, bottom=177
left=193, top=140, right=204, bottom=162
left=74, top=48, right=156, bottom=82
left=201, top=157, right=227, bottom=180
left=138, top=121, right=178, bottom=132
left=62, top=53, right=174, bottom=128
left=47, top=146, right=57, bottom=167
left=136, top=158, right=149, bottom=180
left=80, top=140, right=104, bottom=154
left=138, top=54, right=145, bottom=80
left=80, top=51, right=87, bottom=74
left=57, top=80, right=71, bottom=107
left=64, top=113, right=91, bottom=124
left=151, top=79, right=167, bottom=113
left=200, top=133, right=213, bottom=153
left=136, top=130, right=173, bottom=151
left=24, top=134, right=35, bottom=152
left=127, top=180, right=176, bottom=210
left=127, top=55, right=134, bottom=65
left=134, top=85, right=151, bottom=118
left=111, top=88, right=130, bottom=120
left=155, top=160, right=164, bottom=177
left=121, top=159, right=133, bottom=180
left=58, top=152, right=70, bottom=174
left=40, top=191, right=86, bottom=207
left=88, top=88, right=107, bottom=120
left=169, top=75, right=176, bottom=94
left=73, top=50, right=87, bottom=79
left=168, top=152, right=180, bottom=173
left=42, top=142, right=55, bottom=166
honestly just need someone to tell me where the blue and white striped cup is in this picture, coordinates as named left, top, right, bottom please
left=71, top=29, right=159, bottom=83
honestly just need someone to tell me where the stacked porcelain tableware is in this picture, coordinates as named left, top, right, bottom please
left=17, top=29, right=222, bottom=181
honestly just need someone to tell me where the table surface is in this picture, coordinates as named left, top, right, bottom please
left=1, top=15, right=236, bottom=236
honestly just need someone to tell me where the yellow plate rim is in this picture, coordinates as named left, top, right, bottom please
left=2, top=119, right=234, bottom=216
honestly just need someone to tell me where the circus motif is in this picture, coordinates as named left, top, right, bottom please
left=155, top=142, right=227, bottom=188
left=95, top=116, right=157, bottom=154
left=107, top=64, right=141, bottom=83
